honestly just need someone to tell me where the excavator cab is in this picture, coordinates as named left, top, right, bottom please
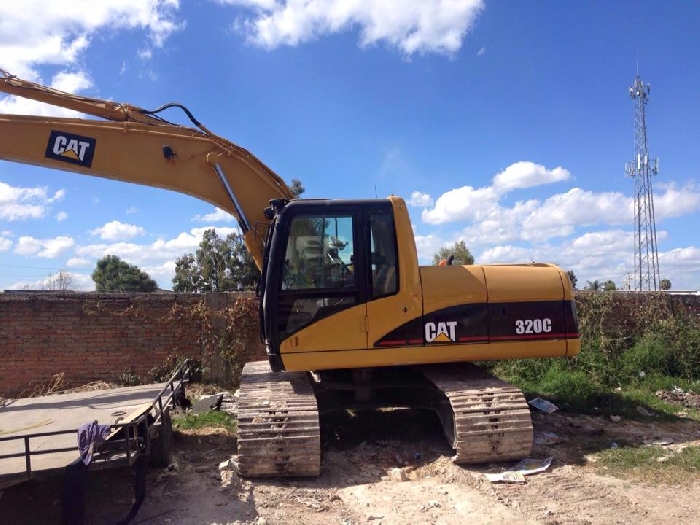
left=261, top=199, right=401, bottom=372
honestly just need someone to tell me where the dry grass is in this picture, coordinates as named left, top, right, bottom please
left=19, top=373, right=66, bottom=398
left=591, top=443, right=700, bottom=484
left=16, top=374, right=127, bottom=399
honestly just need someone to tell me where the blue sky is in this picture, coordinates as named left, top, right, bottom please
left=1, top=0, right=700, bottom=291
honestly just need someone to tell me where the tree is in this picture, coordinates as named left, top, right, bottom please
left=92, top=255, right=158, bottom=292
left=43, top=270, right=74, bottom=291
left=660, top=279, right=672, bottom=291
left=172, top=228, right=259, bottom=292
left=585, top=279, right=601, bottom=291
left=172, top=253, right=204, bottom=292
left=566, top=270, right=578, bottom=290
left=228, top=231, right=259, bottom=290
left=290, top=179, right=305, bottom=198
left=432, top=241, right=475, bottom=266
left=603, top=280, right=617, bottom=291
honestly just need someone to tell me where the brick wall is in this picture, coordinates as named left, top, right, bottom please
left=2, top=290, right=699, bottom=398
left=0, top=292, right=265, bottom=398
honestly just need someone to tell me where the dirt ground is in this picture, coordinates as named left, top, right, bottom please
left=1, top=404, right=699, bottom=525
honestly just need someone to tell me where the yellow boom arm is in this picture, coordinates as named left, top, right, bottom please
left=0, top=70, right=293, bottom=267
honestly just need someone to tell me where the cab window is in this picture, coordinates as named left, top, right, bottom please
left=369, top=212, right=398, bottom=299
left=277, top=214, right=357, bottom=338
left=282, top=215, right=355, bottom=290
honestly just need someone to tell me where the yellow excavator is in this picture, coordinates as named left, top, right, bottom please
left=0, top=71, right=579, bottom=476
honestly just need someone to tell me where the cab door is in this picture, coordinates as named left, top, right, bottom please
left=273, top=208, right=368, bottom=365
left=365, top=204, right=424, bottom=352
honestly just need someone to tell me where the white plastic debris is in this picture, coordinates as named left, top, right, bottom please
left=534, top=431, right=561, bottom=445
left=486, top=457, right=553, bottom=483
left=388, top=467, right=408, bottom=482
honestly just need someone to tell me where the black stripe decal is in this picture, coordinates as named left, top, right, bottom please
left=373, top=300, right=578, bottom=348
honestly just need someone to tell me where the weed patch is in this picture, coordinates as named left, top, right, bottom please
left=173, top=410, right=236, bottom=433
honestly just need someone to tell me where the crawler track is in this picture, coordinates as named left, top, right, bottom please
left=236, top=361, right=321, bottom=477
left=420, top=363, right=533, bottom=464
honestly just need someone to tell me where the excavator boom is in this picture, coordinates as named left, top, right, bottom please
left=0, top=70, right=293, bottom=267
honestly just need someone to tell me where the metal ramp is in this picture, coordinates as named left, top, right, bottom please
left=0, top=364, right=188, bottom=489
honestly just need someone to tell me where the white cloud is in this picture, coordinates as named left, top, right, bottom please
left=654, top=182, right=700, bottom=219
left=420, top=161, right=700, bottom=246
left=413, top=232, right=447, bottom=263
left=460, top=198, right=544, bottom=244
left=66, top=272, right=94, bottom=290
left=421, top=161, right=571, bottom=225
left=0, top=182, right=65, bottom=221
left=0, top=234, right=12, bottom=251
left=479, top=244, right=534, bottom=264
left=477, top=46, right=486, bottom=56
left=75, top=226, right=240, bottom=267
left=660, top=246, right=700, bottom=266
left=192, top=207, right=236, bottom=222
left=472, top=229, right=682, bottom=290
left=138, top=48, right=154, bottom=60
left=15, top=235, right=75, bottom=258
left=570, top=229, right=632, bottom=252
left=126, top=207, right=139, bottom=215
left=51, top=71, right=92, bottom=94
left=0, top=1, right=184, bottom=80
left=0, top=203, right=45, bottom=221
left=48, top=188, right=66, bottom=202
left=66, top=257, right=91, bottom=268
left=55, top=211, right=68, bottom=221
left=658, top=244, right=700, bottom=286
left=142, top=260, right=178, bottom=284
left=409, top=191, right=434, bottom=207
left=492, top=161, right=571, bottom=192
left=224, top=0, right=485, bottom=56
left=90, top=220, right=146, bottom=241
left=521, top=188, right=630, bottom=232
left=422, top=184, right=499, bottom=224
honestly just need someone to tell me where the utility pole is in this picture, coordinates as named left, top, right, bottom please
left=625, top=66, right=660, bottom=291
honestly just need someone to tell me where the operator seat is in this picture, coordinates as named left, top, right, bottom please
left=373, top=264, right=396, bottom=296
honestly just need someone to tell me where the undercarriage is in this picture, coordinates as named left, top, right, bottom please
left=236, top=361, right=533, bottom=477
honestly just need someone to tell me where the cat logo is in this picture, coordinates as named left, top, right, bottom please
left=45, top=131, right=96, bottom=167
left=425, top=321, right=457, bottom=343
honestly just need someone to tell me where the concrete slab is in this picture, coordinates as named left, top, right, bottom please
left=0, top=383, right=168, bottom=486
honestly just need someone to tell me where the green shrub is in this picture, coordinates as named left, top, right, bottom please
left=620, top=338, right=673, bottom=381
left=117, top=370, right=141, bottom=386
left=150, top=355, right=205, bottom=383
left=643, top=317, right=700, bottom=380
left=537, top=367, right=598, bottom=401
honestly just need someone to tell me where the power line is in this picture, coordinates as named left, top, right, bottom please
left=0, top=262, right=93, bottom=271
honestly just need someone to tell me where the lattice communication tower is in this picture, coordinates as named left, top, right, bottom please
left=625, top=72, right=660, bottom=291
